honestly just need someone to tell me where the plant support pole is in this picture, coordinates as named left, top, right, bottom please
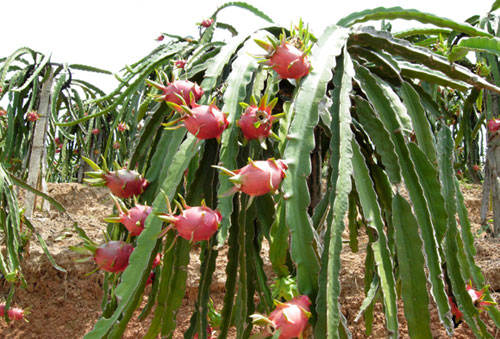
left=25, top=68, right=53, bottom=218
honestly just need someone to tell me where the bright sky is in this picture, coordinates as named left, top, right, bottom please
left=2, top=0, right=497, bottom=91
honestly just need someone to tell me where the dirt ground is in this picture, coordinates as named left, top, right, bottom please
left=0, top=183, right=498, bottom=338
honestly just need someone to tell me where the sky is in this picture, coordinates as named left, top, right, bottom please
left=1, top=0, right=497, bottom=91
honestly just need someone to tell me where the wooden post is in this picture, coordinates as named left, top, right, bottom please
left=481, top=133, right=500, bottom=237
left=25, top=68, right=53, bottom=218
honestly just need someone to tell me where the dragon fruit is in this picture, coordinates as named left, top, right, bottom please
left=255, top=23, right=312, bottom=80
left=93, top=241, right=134, bottom=273
left=448, top=296, right=463, bottom=326
left=214, top=158, right=288, bottom=197
left=251, top=295, right=311, bottom=339
left=27, top=111, right=39, bottom=122
left=83, top=157, right=149, bottom=199
left=117, top=122, right=127, bottom=132
left=156, top=198, right=221, bottom=243
left=268, top=42, right=310, bottom=79
left=163, top=99, right=229, bottom=140
left=200, top=18, right=214, bottom=28
left=146, top=253, right=162, bottom=286
left=146, top=74, right=203, bottom=111
left=193, top=326, right=214, bottom=339
left=105, top=199, right=152, bottom=237
left=102, top=169, right=149, bottom=198
left=466, top=281, right=496, bottom=312
left=174, top=59, right=187, bottom=69
left=488, top=118, right=500, bottom=134
left=238, top=95, right=282, bottom=143
left=0, top=304, right=25, bottom=321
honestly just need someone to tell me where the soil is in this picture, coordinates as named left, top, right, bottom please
left=0, top=183, right=498, bottom=338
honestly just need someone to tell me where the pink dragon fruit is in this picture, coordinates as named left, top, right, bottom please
left=174, top=59, right=187, bottom=69
left=93, top=241, right=134, bottom=273
left=147, top=76, right=203, bottom=111
left=255, top=26, right=312, bottom=80
left=238, top=95, right=282, bottom=143
left=0, top=304, right=25, bottom=321
left=200, top=18, right=214, bottom=28
left=488, top=118, right=500, bottom=134
left=448, top=296, right=463, bottom=326
left=102, top=169, right=149, bottom=198
left=268, top=42, right=311, bottom=80
left=193, top=326, right=214, bottom=339
left=251, top=295, right=311, bottom=339
left=163, top=99, right=229, bottom=140
left=156, top=198, right=221, bottom=243
left=117, top=122, right=127, bottom=132
left=146, top=253, right=162, bottom=286
left=83, top=157, right=149, bottom=199
left=105, top=200, right=152, bottom=237
left=182, top=102, right=229, bottom=140
left=27, top=111, right=39, bottom=122
left=466, top=281, right=496, bottom=312
left=214, top=158, right=288, bottom=197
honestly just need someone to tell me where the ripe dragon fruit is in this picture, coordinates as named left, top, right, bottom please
left=156, top=197, right=221, bottom=243
left=448, top=296, right=463, bottom=326
left=83, top=156, right=149, bottom=199
left=93, top=241, right=134, bottom=273
left=0, top=304, right=25, bottom=321
left=251, top=295, right=311, bottom=339
left=268, top=42, right=311, bottom=79
left=200, top=18, right=214, bottom=28
left=102, top=169, right=149, bottom=198
left=105, top=199, right=152, bottom=237
left=255, top=24, right=312, bottom=80
left=488, top=118, right=500, bottom=134
left=238, top=95, right=282, bottom=144
left=214, top=158, right=288, bottom=197
left=27, top=111, right=39, bottom=122
left=146, top=253, right=162, bottom=286
left=146, top=73, right=203, bottom=111
left=193, top=326, right=215, bottom=339
left=117, top=122, right=127, bottom=132
left=174, top=59, right=187, bottom=69
left=466, top=281, right=496, bottom=312
left=163, top=100, right=229, bottom=141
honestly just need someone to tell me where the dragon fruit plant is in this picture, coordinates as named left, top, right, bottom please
left=78, top=5, right=500, bottom=339
left=82, top=156, right=149, bottom=199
